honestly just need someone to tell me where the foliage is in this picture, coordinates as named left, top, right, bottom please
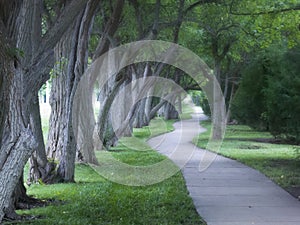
left=229, top=0, right=300, bottom=48
left=182, top=0, right=300, bottom=113
left=188, top=91, right=211, bottom=117
left=232, top=45, right=300, bottom=142
left=264, top=46, right=300, bottom=142
left=231, top=55, right=269, bottom=130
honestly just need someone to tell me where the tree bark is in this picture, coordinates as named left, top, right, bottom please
left=111, top=78, right=133, bottom=136
left=88, top=0, right=124, bottom=149
left=96, top=75, right=126, bottom=149
left=0, top=37, right=10, bottom=146
left=73, top=76, right=98, bottom=164
left=164, top=100, right=179, bottom=120
left=28, top=95, right=56, bottom=184
left=47, top=0, right=100, bottom=181
left=226, top=82, right=235, bottom=124
left=92, top=0, right=125, bottom=60
left=211, top=34, right=231, bottom=140
left=131, top=63, right=150, bottom=128
left=144, top=94, right=154, bottom=124
left=47, top=19, right=81, bottom=182
left=0, top=0, right=39, bottom=220
left=0, top=66, right=37, bottom=222
left=0, top=0, right=96, bottom=221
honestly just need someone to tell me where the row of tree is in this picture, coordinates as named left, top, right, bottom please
left=185, top=0, right=299, bottom=140
left=0, top=0, right=299, bottom=222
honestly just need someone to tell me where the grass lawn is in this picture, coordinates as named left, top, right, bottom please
left=10, top=106, right=205, bottom=225
left=194, top=120, right=300, bottom=198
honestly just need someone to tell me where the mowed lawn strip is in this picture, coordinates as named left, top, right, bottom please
left=13, top=116, right=205, bottom=225
left=194, top=120, right=300, bottom=198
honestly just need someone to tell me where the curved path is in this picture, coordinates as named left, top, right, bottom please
left=148, top=107, right=300, bottom=225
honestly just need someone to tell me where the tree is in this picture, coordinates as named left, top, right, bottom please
left=0, top=0, right=88, bottom=221
left=78, top=0, right=125, bottom=150
left=46, top=0, right=100, bottom=182
left=265, top=46, right=300, bottom=142
left=231, top=54, right=269, bottom=130
left=232, top=44, right=300, bottom=142
left=1, top=0, right=297, bottom=220
left=181, top=0, right=299, bottom=122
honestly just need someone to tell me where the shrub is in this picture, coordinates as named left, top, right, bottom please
left=264, top=46, right=300, bottom=142
left=231, top=56, right=269, bottom=130
left=232, top=45, right=300, bottom=142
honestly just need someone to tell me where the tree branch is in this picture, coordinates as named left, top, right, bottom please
left=230, top=4, right=300, bottom=16
left=93, top=0, right=124, bottom=60
left=185, top=0, right=221, bottom=13
left=32, top=0, right=89, bottom=65
left=129, top=0, right=144, bottom=39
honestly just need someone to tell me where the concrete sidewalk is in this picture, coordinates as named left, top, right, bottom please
left=147, top=108, right=300, bottom=225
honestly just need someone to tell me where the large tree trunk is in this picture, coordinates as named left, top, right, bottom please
left=212, top=60, right=222, bottom=140
left=0, top=45, right=9, bottom=146
left=163, top=74, right=180, bottom=121
left=0, top=0, right=39, bottom=220
left=144, top=89, right=154, bottom=124
left=47, top=1, right=99, bottom=182
left=177, top=94, right=182, bottom=114
left=0, top=0, right=92, bottom=221
left=0, top=66, right=37, bottom=222
left=46, top=25, right=77, bottom=182
left=5, top=175, right=40, bottom=220
left=63, top=0, right=124, bottom=157
left=164, top=102, right=179, bottom=120
left=134, top=101, right=146, bottom=128
left=47, top=20, right=82, bottom=182
left=111, top=78, right=133, bottom=137
left=130, top=63, right=152, bottom=128
left=210, top=32, right=232, bottom=140
left=87, top=0, right=125, bottom=149
left=96, top=75, right=126, bottom=149
left=73, top=77, right=98, bottom=164
left=226, top=82, right=235, bottom=124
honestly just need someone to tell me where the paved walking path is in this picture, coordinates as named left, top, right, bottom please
left=148, top=107, right=300, bottom=225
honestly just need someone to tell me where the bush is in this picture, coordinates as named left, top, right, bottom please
left=232, top=45, right=300, bottom=142
left=264, top=46, right=300, bottom=142
left=231, top=56, right=269, bottom=130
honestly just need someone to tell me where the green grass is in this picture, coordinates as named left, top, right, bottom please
left=194, top=120, right=300, bottom=189
left=15, top=165, right=203, bottom=225
left=133, top=117, right=176, bottom=139
left=12, top=115, right=205, bottom=225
